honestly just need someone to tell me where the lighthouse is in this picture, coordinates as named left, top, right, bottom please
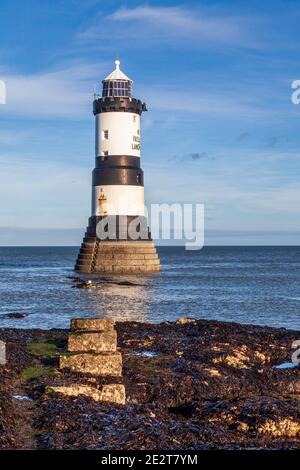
left=75, top=59, right=160, bottom=274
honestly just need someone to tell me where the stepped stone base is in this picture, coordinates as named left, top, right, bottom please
left=68, top=331, right=117, bottom=353
left=47, top=384, right=126, bottom=405
left=60, top=351, right=122, bottom=376
left=75, top=240, right=160, bottom=274
left=75, top=218, right=160, bottom=274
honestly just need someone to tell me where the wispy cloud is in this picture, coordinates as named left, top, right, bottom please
left=0, top=63, right=275, bottom=121
left=140, top=85, right=273, bottom=119
left=80, top=5, right=254, bottom=48
left=0, top=61, right=105, bottom=119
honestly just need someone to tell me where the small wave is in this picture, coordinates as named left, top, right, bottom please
left=0, top=305, right=32, bottom=311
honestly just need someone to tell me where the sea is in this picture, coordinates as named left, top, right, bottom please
left=0, top=246, right=299, bottom=330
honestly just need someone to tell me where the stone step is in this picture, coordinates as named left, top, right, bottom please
left=83, top=236, right=97, bottom=242
left=93, top=265, right=161, bottom=273
left=95, top=254, right=159, bottom=261
left=81, top=240, right=95, bottom=246
left=95, top=258, right=160, bottom=267
left=75, top=262, right=92, bottom=269
left=80, top=245, right=95, bottom=252
left=98, top=242, right=155, bottom=250
left=97, top=249, right=157, bottom=255
left=75, top=263, right=160, bottom=274
left=68, top=330, right=117, bottom=353
left=77, top=251, right=94, bottom=260
left=60, top=351, right=122, bottom=376
left=76, top=256, right=93, bottom=263
left=78, top=253, right=93, bottom=259
left=46, top=384, right=125, bottom=404
left=75, top=265, right=91, bottom=273
left=144, top=253, right=160, bottom=259
left=77, top=253, right=94, bottom=260
left=71, top=317, right=115, bottom=332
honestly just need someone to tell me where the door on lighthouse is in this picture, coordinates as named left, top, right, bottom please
left=98, top=192, right=108, bottom=216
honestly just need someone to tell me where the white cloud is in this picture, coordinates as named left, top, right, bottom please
left=0, top=61, right=273, bottom=121
left=141, top=86, right=268, bottom=118
left=80, top=5, right=253, bottom=47
left=0, top=61, right=105, bottom=119
left=111, top=6, right=241, bottom=42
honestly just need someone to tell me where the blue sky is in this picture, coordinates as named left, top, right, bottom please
left=0, top=0, right=300, bottom=245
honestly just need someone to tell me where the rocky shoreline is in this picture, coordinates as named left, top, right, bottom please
left=0, top=318, right=299, bottom=449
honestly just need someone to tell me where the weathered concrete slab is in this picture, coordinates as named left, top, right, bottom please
left=68, top=330, right=117, bottom=353
left=60, top=351, right=122, bottom=376
left=47, top=383, right=125, bottom=404
left=71, top=317, right=115, bottom=332
left=100, top=384, right=125, bottom=404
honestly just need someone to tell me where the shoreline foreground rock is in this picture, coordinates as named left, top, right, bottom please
left=0, top=318, right=299, bottom=449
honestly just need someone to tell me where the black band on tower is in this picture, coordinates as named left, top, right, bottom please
left=95, top=155, right=141, bottom=169
left=92, top=167, right=144, bottom=186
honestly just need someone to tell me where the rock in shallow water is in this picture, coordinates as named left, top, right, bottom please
left=4, top=312, right=28, bottom=319
left=72, top=280, right=96, bottom=289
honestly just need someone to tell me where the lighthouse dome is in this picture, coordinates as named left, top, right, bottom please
left=102, top=59, right=132, bottom=98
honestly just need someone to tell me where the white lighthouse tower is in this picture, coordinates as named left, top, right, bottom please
left=75, top=59, right=160, bottom=274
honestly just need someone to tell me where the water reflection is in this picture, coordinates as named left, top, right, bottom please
left=74, top=275, right=155, bottom=322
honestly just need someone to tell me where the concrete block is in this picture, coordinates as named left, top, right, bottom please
left=71, top=317, right=115, bottom=332
left=47, top=383, right=125, bottom=404
left=68, top=330, right=117, bottom=353
left=60, top=352, right=122, bottom=376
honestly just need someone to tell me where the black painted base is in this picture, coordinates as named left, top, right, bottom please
left=85, top=215, right=152, bottom=242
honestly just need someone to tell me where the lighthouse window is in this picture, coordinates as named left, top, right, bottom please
left=102, top=80, right=131, bottom=98
left=102, top=151, right=108, bottom=157
left=103, top=130, right=109, bottom=140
